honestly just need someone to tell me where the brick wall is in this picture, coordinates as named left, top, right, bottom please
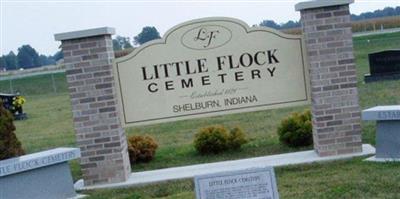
left=300, top=5, right=362, bottom=156
left=61, top=35, right=131, bottom=185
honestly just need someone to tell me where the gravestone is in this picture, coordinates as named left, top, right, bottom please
left=0, top=147, right=80, bottom=199
left=194, top=167, right=279, bottom=199
left=362, top=106, right=400, bottom=160
left=364, top=50, right=400, bottom=82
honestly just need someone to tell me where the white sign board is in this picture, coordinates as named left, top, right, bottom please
left=194, top=167, right=279, bottom=199
left=114, top=17, right=310, bottom=127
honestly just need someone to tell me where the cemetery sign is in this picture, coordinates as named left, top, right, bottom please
left=114, top=17, right=310, bottom=126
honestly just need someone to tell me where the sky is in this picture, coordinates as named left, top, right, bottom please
left=1, top=0, right=400, bottom=56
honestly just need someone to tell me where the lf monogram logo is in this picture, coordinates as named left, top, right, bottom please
left=194, top=27, right=220, bottom=48
left=181, top=24, right=232, bottom=50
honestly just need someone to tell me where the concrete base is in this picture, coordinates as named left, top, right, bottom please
left=364, top=155, right=400, bottom=162
left=364, top=73, right=400, bottom=83
left=69, top=194, right=87, bottom=199
left=75, top=144, right=375, bottom=190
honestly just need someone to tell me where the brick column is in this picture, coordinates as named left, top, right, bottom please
left=296, top=0, right=362, bottom=156
left=55, top=27, right=131, bottom=186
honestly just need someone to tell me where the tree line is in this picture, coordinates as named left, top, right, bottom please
left=0, top=27, right=161, bottom=71
left=112, top=26, right=161, bottom=51
left=351, top=6, right=400, bottom=21
left=1, top=6, right=398, bottom=71
left=0, top=46, right=63, bottom=71
left=116, top=6, right=400, bottom=52
left=259, top=6, right=400, bottom=29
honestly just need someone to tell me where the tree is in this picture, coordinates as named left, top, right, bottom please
left=17, top=45, right=40, bottom=69
left=281, top=20, right=300, bottom=29
left=39, top=54, right=56, bottom=66
left=0, top=100, right=25, bottom=160
left=113, top=36, right=133, bottom=51
left=112, top=39, right=122, bottom=51
left=4, top=51, right=18, bottom=70
left=351, top=6, right=400, bottom=21
left=123, top=38, right=133, bottom=49
left=53, top=51, right=63, bottom=62
left=259, top=20, right=281, bottom=29
left=133, top=26, right=161, bottom=45
left=258, top=6, right=400, bottom=30
left=0, top=57, right=4, bottom=68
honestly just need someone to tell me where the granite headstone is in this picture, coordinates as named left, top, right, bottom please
left=364, top=50, right=400, bottom=82
left=362, top=106, right=400, bottom=159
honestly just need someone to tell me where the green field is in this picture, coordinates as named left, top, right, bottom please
left=1, top=32, right=400, bottom=198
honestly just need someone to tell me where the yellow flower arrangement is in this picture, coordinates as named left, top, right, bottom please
left=12, top=96, right=26, bottom=109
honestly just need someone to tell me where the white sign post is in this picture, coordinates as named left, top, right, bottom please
left=114, top=17, right=310, bottom=127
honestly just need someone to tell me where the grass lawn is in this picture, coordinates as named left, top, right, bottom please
left=1, top=32, right=400, bottom=198
left=84, top=158, right=400, bottom=199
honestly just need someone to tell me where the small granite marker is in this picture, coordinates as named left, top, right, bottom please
left=194, top=167, right=279, bottom=199
left=362, top=106, right=400, bottom=160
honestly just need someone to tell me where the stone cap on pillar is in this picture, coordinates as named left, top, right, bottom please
left=54, top=27, right=115, bottom=41
left=295, top=0, right=354, bottom=11
left=362, top=106, right=400, bottom=121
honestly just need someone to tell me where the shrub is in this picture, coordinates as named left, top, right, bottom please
left=127, top=135, right=158, bottom=164
left=194, top=125, right=229, bottom=154
left=228, top=127, right=248, bottom=150
left=277, top=110, right=313, bottom=148
left=194, top=125, right=248, bottom=154
left=0, top=100, right=25, bottom=160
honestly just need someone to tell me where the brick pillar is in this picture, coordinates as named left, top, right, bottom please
left=55, top=27, right=131, bottom=186
left=296, top=0, right=362, bottom=156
